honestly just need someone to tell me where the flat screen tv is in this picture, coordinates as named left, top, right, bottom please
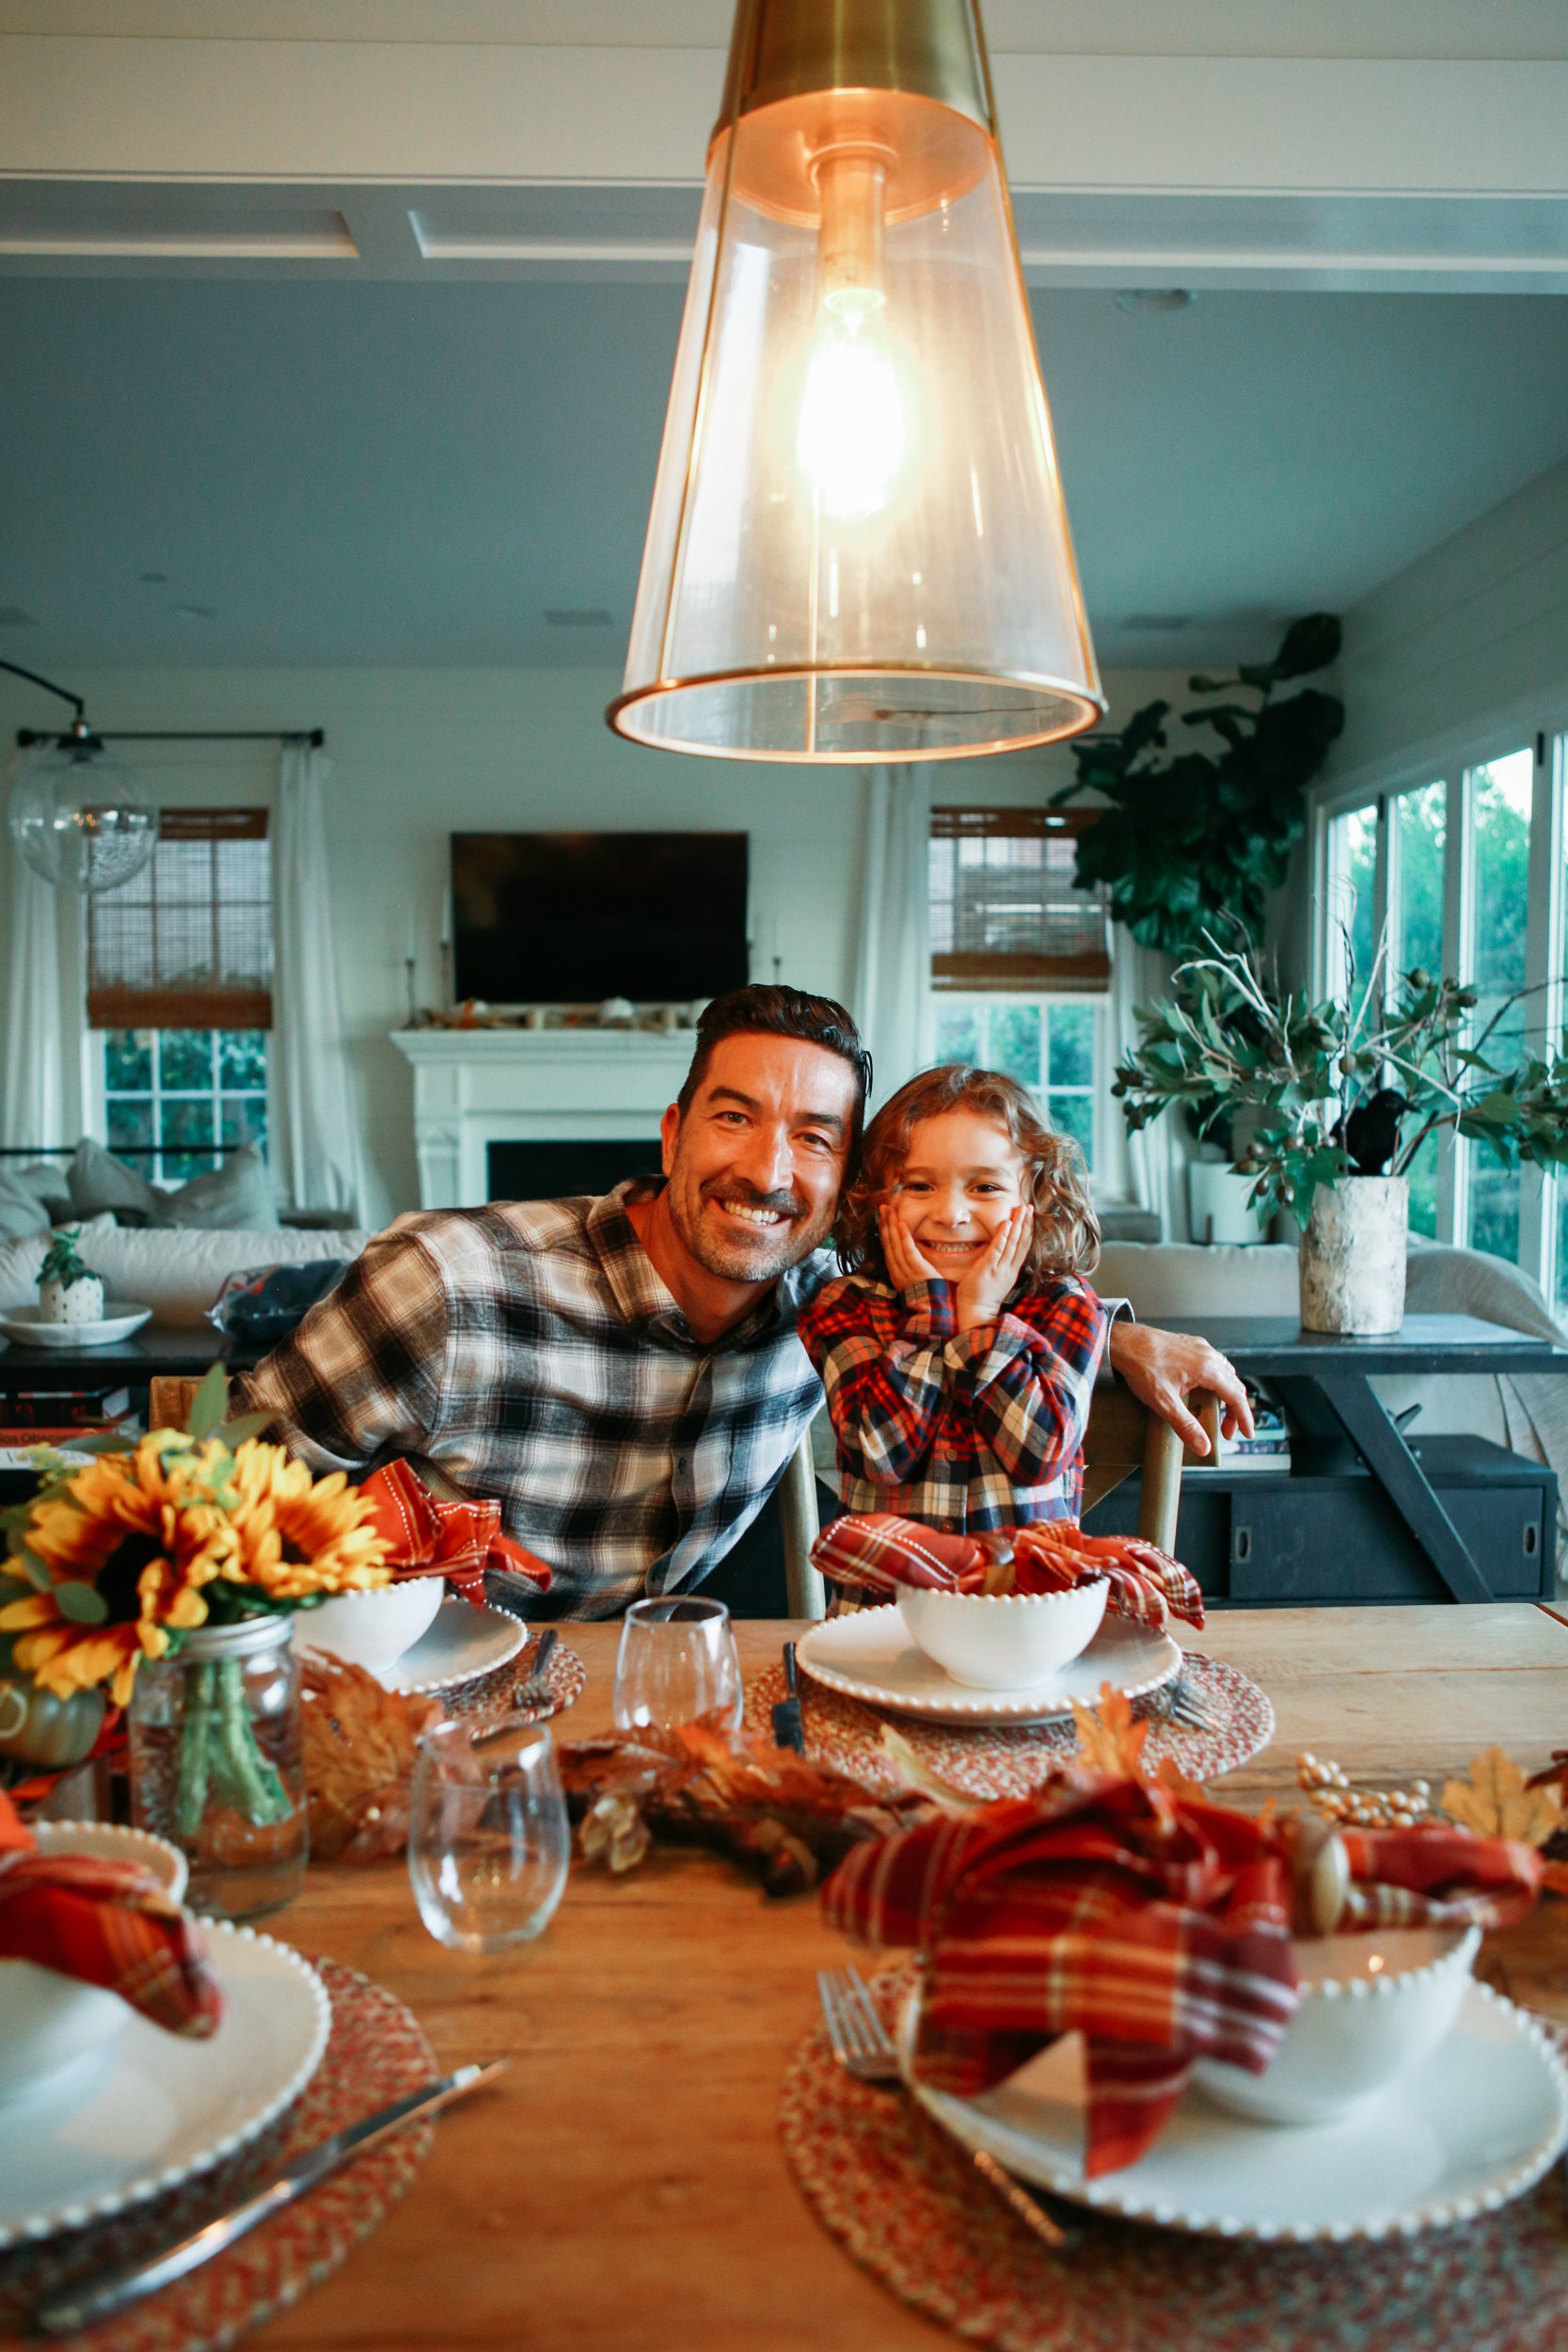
left=451, top=832, right=750, bottom=1005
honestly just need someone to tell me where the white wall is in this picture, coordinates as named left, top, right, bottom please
left=0, top=661, right=1188, bottom=1226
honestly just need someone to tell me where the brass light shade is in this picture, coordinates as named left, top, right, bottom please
left=610, top=0, right=1105, bottom=764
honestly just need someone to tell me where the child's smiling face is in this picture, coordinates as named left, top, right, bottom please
left=885, top=1108, right=1029, bottom=1276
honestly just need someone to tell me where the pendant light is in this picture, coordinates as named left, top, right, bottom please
left=610, top=0, right=1104, bottom=763
left=3, top=661, right=157, bottom=892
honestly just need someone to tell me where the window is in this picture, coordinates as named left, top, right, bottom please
left=89, top=808, right=273, bottom=1184
left=1325, top=803, right=1378, bottom=993
left=1391, top=782, right=1446, bottom=1238
left=927, top=808, right=1110, bottom=1173
left=1465, top=750, right=1533, bottom=1261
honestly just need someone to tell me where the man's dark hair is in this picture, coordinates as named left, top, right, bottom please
left=675, top=985, right=872, bottom=1138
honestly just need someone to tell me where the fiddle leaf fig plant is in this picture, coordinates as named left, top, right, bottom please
left=1114, top=936, right=1568, bottom=1229
left=1053, top=613, right=1345, bottom=956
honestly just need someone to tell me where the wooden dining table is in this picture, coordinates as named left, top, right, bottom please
left=260, top=1605, right=1568, bottom=2351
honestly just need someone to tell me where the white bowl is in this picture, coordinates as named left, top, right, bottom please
left=296, top=1578, right=445, bottom=1670
left=1192, top=1922, right=1481, bottom=2126
left=0, top=1821, right=187, bottom=2105
left=895, top=1578, right=1109, bottom=1692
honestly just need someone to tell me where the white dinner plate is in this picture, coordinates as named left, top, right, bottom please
left=909, top=1980, right=1568, bottom=2242
left=0, top=1301, right=153, bottom=1349
left=797, top=1603, right=1180, bottom=1724
left=0, top=1922, right=330, bottom=2249
left=372, top=1597, right=527, bottom=1695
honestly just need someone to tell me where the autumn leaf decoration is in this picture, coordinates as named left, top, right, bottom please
left=1070, top=1683, right=1150, bottom=1778
left=1441, top=1747, right=1564, bottom=1848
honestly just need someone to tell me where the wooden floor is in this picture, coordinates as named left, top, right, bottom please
left=260, top=1607, right=1568, bottom=2349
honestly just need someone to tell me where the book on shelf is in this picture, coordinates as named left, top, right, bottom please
left=0, top=1386, right=132, bottom=1429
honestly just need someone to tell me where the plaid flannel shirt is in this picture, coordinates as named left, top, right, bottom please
left=797, top=1271, right=1111, bottom=1533
left=236, top=1181, right=828, bottom=1621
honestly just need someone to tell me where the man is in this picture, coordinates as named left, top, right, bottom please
left=240, top=986, right=1250, bottom=1617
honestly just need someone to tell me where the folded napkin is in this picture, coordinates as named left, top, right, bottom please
left=823, top=1777, right=1297, bottom=2179
left=1333, top=1821, right=1542, bottom=1932
left=358, top=1458, right=553, bottom=1603
left=812, top=1512, right=1204, bottom=1634
left=0, top=1794, right=223, bottom=2039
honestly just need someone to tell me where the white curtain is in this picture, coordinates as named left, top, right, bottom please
left=851, top=763, right=932, bottom=1104
left=1, top=752, right=68, bottom=1149
left=272, top=743, right=365, bottom=1216
left=1106, top=929, right=1186, bottom=1240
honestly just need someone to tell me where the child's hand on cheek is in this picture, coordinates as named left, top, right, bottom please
left=879, top=1204, right=940, bottom=1292
left=956, top=1205, right=1034, bottom=1332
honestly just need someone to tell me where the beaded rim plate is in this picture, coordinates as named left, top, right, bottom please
left=798, top=1604, right=1180, bottom=1724
left=372, top=1598, right=527, bottom=1696
left=910, top=1981, right=1568, bottom=2242
left=0, top=1924, right=330, bottom=2249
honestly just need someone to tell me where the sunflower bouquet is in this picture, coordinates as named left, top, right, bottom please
left=0, top=1368, right=390, bottom=1856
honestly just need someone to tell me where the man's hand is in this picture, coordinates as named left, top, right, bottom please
left=879, top=1207, right=941, bottom=1293
left=1106, top=1323, right=1255, bottom=1456
left=955, top=1206, right=1033, bottom=1333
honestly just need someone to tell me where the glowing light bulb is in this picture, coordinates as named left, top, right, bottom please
left=795, top=147, right=907, bottom=521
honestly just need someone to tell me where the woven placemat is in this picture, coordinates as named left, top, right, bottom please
left=440, top=1639, right=586, bottom=1722
left=778, top=1983, right=1568, bottom=2352
left=0, top=1958, right=437, bottom=2352
left=744, top=1651, right=1272, bottom=1797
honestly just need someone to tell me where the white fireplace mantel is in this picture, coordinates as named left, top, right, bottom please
left=392, top=1026, right=698, bottom=1209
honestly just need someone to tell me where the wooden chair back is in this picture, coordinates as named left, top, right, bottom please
left=148, top=1375, right=203, bottom=1431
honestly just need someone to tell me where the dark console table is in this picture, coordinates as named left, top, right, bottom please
left=1086, top=1313, right=1565, bottom=1606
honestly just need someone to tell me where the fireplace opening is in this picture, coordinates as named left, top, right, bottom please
left=487, top=1139, right=662, bottom=1202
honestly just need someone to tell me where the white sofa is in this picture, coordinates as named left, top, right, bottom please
left=0, top=1223, right=372, bottom=1330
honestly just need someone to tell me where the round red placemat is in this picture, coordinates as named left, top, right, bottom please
left=441, top=1639, right=586, bottom=1721
left=778, top=1985, right=1568, bottom=2352
left=0, top=1958, right=437, bottom=2352
left=745, top=1650, right=1272, bottom=1796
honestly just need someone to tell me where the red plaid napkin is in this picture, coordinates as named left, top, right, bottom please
left=1334, top=1822, right=1542, bottom=1931
left=359, top=1458, right=553, bottom=1603
left=0, top=1794, right=223, bottom=2039
left=823, top=1777, right=1297, bottom=2178
left=811, top=1512, right=1204, bottom=1633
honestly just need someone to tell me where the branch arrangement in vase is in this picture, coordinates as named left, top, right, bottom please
left=1114, top=935, right=1568, bottom=1232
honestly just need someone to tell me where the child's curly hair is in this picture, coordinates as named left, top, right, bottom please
left=836, top=1063, right=1101, bottom=1283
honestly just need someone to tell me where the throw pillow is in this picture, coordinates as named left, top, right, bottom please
left=0, top=1166, right=53, bottom=1244
left=67, top=1137, right=280, bottom=1231
left=67, top=1139, right=165, bottom=1225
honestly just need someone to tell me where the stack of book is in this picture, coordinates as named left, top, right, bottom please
left=1216, top=1393, right=1291, bottom=1472
left=0, top=1385, right=134, bottom=1472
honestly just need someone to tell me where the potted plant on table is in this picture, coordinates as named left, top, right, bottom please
left=1114, top=936, right=1568, bottom=1333
left=35, top=1227, right=103, bottom=1327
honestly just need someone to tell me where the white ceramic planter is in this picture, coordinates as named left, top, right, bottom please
left=1299, top=1175, right=1407, bottom=1336
left=1189, top=1162, right=1270, bottom=1247
left=37, top=1273, right=105, bottom=1325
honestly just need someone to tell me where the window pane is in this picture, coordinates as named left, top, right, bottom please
left=933, top=1002, right=984, bottom=1065
left=218, top=1029, right=268, bottom=1090
left=1556, top=1179, right=1568, bottom=1327
left=1465, top=749, right=1532, bottom=1259
left=158, top=1030, right=212, bottom=1091
left=1393, top=783, right=1445, bottom=979
left=1047, top=1003, right=1096, bottom=1089
left=987, top=1002, right=1042, bottom=1092
left=104, top=1028, right=153, bottom=1092
left=1049, top=1091, right=1095, bottom=1169
left=105, top=1099, right=153, bottom=1152
left=162, top=1096, right=214, bottom=1152
left=1331, top=805, right=1378, bottom=990
left=1404, top=1128, right=1440, bottom=1240
left=220, top=1095, right=267, bottom=1152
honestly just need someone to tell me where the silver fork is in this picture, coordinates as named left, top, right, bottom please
left=816, top=1965, right=1073, bottom=2252
left=472, top=1628, right=561, bottom=1750
left=1159, top=1661, right=1220, bottom=1733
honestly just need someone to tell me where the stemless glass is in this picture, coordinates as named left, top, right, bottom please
left=407, top=1718, right=570, bottom=1955
left=612, top=1596, right=744, bottom=1733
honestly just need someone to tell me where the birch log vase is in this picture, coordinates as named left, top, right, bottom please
left=1299, top=1175, right=1408, bottom=1335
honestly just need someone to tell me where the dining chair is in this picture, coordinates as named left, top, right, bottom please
left=148, top=1375, right=203, bottom=1430
left=778, top=1381, right=1223, bottom=1622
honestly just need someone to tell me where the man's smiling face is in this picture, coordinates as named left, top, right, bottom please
left=658, top=1032, right=858, bottom=1286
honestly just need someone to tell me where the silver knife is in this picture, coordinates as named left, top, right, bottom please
left=33, top=2058, right=507, bottom=2336
left=771, top=1639, right=805, bottom=1754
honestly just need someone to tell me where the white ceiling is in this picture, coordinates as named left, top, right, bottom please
left=3, top=275, right=1568, bottom=673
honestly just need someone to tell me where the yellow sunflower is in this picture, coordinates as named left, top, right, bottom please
left=0, top=1435, right=238, bottom=1705
left=220, top=1442, right=391, bottom=1601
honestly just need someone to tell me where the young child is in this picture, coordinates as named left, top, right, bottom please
left=798, top=1063, right=1110, bottom=1534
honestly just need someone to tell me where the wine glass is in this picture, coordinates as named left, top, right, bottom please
left=612, top=1596, right=744, bottom=1734
left=407, top=1717, right=570, bottom=1954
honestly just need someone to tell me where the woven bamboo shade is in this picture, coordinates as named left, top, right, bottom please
left=929, top=806, right=1109, bottom=992
left=87, top=807, right=273, bottom=1030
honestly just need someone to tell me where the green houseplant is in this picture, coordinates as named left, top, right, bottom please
left=1053, top=614, right=1345, bottom=957
left=1115, top=936, right=1568, bottom=1332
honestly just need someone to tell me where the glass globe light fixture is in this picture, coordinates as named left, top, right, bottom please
left=610, top=0, right=1104, bottom=763
left=9, top=721, right=158, bottom=891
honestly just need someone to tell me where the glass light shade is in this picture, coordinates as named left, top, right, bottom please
left=610, top=1, right=1104, bottom=763
left=8, top=732, right=157, bottom=891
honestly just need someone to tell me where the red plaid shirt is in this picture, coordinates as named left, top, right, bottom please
left=798, top=1273, right=1111, bottom=1534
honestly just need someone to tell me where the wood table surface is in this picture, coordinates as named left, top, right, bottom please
left=259, top=1607, right=1568, bottom=2352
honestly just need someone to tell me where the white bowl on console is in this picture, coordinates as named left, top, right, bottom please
left=297, top=1578, right=445, bottom=1672
left=895, top=1578, right=1109, bottom=1692
left=1193, top=1922, right=1481, bottom=2126
left=0, top=1821, right=187, bottom=2105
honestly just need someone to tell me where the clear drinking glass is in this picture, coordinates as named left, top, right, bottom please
left=407, top=1718, right=570, bottom=1955
left=612, top=1597, right=744, bottom=1733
